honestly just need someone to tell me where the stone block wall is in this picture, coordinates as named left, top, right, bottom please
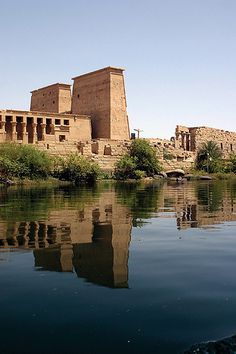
left=175, top=125, right=236, bottom=158
left=190, top=127, right=236, bottom=158
left=36, top=136, right=196, bottom=172
left=71, top=67, right=130, bottom=140
left=30, top=83, right=71, bottom=113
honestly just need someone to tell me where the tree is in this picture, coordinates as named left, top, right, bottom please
left=114, top=139, right=162, bottom=180
left=228, top=154, right=236, bottom=173
left=129, top=139, right=162, bottom=176
left=55, top=154, right=100, bottom=184
left=196, top=141, right=223, bottom=173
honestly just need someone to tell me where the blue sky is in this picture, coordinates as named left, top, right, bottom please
left=0, top=0, right=235, bottom=138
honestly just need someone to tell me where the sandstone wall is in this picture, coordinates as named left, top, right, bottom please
left=175, top=125, right=236, bottom=158
left=71, top=67, right=130, bottom=140
left=0, top=109, right=91, bottom=145
left=30, top=83, right=71, bottom=113
left=110, top=71, right=130, bottom=140
left=190, top=127, right=236, bottom=158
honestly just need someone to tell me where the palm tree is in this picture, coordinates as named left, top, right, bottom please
left=196, top=141, right=223, bottom=173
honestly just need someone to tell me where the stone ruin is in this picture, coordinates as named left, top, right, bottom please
left=0, top=66, right=236, bottom=171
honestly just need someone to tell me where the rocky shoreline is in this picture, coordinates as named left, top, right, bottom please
left=184, top=334, right=236, bottom=354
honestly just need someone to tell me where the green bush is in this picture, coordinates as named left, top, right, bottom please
left=129, top=139, right=162, bottom=176
left=114, top=155, right=137, bottom=180
left=163, top=148, right=175, bottom=160
left=0, top=143, right=52, bottom=179
left=55, top=154, right=100, bottom=184
left=228, top=154, right=236, bottom=173
left=114, top=139, right=162, bottom=180
left=195, top=141, right=223, bottom=173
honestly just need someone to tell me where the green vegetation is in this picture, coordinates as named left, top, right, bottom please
left=0, top=143, right=52, bottom=179
left=195, top=141, right=236, bottom=176
left=54, top=153, right=101, bottom=185
left=163, top=148, right=175, bottom=160
left=114, top=139, right=162, bottom=180
left=195, top=141, right=223, bottom=173
left=115, top=181, right=161, bottom=226
left=227, top=154, right=236, bottom=174
left=0, top=143, right=100, bottom=185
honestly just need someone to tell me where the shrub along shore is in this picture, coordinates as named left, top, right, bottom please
left=0, top=143, right=100, bottom=185
left=0, top=140, right=236, bottom=186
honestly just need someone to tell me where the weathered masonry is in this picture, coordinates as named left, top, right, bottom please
left=71, top=67, right=130, bottom=140
left=0, top=67, right=130, bottom=147
left=175, top=125, right=236, bottom=158
left=29, top=66, right=130, bottom=141
left=0, top=110, right=91, bottom=145
left=1, top=65, right=236, bottom=169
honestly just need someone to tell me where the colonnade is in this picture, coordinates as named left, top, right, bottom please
left=0, top=221, right=52, bottom=248
left=176, top=131, right=192, bottom=151
left=0, top=111, right=55, bottom=144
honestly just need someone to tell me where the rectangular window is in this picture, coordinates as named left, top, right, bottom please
left=230, top=144, right=233, bottom=151
left=220, top=143, right=223, bottom=150
left=55, top=119, right=61, bottom=125
left=64, top=119, right=69, bottom=126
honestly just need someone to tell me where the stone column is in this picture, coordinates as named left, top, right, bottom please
left=11, top=122, right=17, bottom=141
left=175, top=133, right=181, bottom=148
left=21, top=122, right=27, bottom=143
left=186, top=133, right=190, bottom=151
left=181, top=133, right=185, bottom=150
left=32, top=123, right=37, bottom=143
left=34, top=222, right=39, bottom=249
left=50, top=123, right=55, bottom=135
left=41, top=123, right=46, bottom=141
left=23, top=222, right=30, bottom=248
left=0, top=121, right=6, bottom=142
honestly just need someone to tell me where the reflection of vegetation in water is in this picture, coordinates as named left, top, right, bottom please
left=196, top=181, right=224, bottom=212
left=229, top=180, right=236, bottom=200
left=0, top=184, right=102, bottom=223
left=115, top=182, right=162, bottom=227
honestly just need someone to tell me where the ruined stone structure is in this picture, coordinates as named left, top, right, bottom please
left=1, top=65, right=236, bottom=171
left=72, top=67, right=130, bottom=140
left=175, top=125, right=236, bottom=159
left=0, top=109, right=91, bottom=146
left=0, top=66, right=130, bottom=151
left=0, top=188, right=131, bottom=288
left=30, top=83, right=72, bottom=113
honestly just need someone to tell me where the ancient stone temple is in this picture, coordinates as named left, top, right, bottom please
left=175, top=125, right=236, bottom=159
left=1, top=66, right=236, bottom=170
left=71, top=67, right=130, bottom=140
left=0, top=67, right=130, bottom=149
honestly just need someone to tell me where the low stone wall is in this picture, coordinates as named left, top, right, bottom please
left=36, top=138, right=196, bottom=172
left=190, top=126, right=236, bottom=158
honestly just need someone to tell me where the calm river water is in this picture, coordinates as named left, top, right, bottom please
left=1, top=180, right=236, bottom=354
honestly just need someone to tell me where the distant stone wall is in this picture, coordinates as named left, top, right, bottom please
left=175, top=125, right=236, bottom=158
left=190, top=126, right=236, bottom=158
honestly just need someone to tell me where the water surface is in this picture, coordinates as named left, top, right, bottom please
left=1, top=180, right=236, bottom=354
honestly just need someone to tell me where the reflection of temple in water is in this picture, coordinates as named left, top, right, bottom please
left=158, top=182, right=236, bottom=230
left=1, top=182, right=236, bottom=287
left=0, top=191, right=131, bottom=288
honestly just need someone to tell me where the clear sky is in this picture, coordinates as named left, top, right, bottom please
left=0, top=0, right=235, bottom=139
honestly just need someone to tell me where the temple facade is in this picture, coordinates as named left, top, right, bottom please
left=175, top=125, right=236, bottom=158
left=0, top=67, right=130, bottom=149
left=1, top=66, right=236, bottom=170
